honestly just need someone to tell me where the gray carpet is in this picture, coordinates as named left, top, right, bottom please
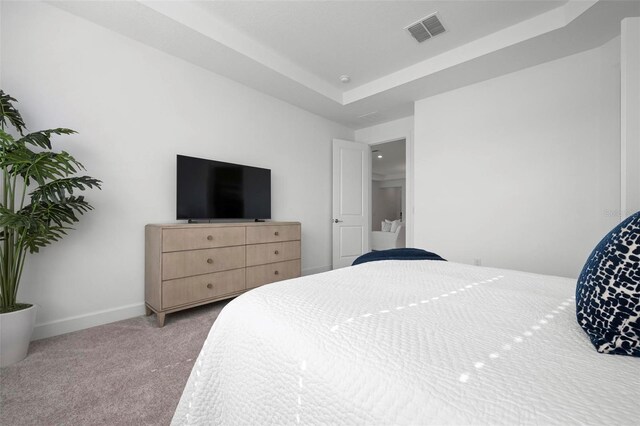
left=0, top=300, right=229, bottom=425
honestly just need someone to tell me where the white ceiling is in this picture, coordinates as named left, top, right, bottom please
left=198, top=1, right=567, bottom=89
left=51, top=0, right=640, bottom=129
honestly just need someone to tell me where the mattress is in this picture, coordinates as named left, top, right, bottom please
left=172, top=260, right=639, bottom=425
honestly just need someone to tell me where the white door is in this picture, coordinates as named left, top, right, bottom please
left=332, top=139, right=370, bottom=269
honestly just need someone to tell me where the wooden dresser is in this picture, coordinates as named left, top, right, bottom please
left=145, top=222, right=301, bottom=326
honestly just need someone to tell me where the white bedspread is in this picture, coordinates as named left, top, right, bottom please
left=172, top=261, right=639, bottom=425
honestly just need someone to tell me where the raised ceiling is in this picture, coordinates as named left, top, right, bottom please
left=51, top=0, right=640, bottom=129
left=198, top=1, right=567, bottom=89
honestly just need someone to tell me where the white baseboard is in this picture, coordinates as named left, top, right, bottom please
left=302, top=265, right=331, bottom=276
left=32, top=302, right=146, bottom=341
left=32, top=267, right=331, bottom=341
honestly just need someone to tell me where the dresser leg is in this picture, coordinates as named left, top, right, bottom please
left=145, top=305, right=152, bottom=316
left=156, top=312, right=166, bottom=327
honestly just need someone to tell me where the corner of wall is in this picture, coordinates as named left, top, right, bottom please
left=621, top=17, right=640, bottom=218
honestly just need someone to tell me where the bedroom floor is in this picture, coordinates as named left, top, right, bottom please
left=0, top=300, right=229, bottom=425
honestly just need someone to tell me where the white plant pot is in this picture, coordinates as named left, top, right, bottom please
left=0, top=304, right=37, bottom=367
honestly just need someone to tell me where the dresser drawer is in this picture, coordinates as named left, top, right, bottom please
left=246, top=241, right=301, bottom=266
left=162, top=269, right=245, bottom=309
left=246, top=225, right=300, bottom=244
left=162, top=246, right=245, bottom=280
left=163, top=227, right=245, bottom=252
left=246, top=259, right=301, bottom=290
left=146, top=221, right=302, bottom=327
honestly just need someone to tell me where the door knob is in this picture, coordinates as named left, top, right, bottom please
left=207, top=258, right=214, bottom=264
left=206, top=283, right=213, bottom=289
left=334, top=219, right=343, bottom=223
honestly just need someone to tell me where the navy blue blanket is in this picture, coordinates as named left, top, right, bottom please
left=352, top=248, right=446, bottom=266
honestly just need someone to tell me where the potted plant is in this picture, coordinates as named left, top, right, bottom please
left=0, top=91, right=101, bottom=367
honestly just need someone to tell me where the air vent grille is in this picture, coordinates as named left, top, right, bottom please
left=423, top=15, right=445, bottom=36
left=407, top=22, right=431, bottom=43
left=406, top=13, right=446, bottom=43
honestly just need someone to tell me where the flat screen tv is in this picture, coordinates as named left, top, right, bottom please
left=177, top=155, right=271, bottom=221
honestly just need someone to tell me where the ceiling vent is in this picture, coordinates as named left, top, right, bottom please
left=358, top=111, right=382, bottom=124
left=406, top=13, right=445, bottom=43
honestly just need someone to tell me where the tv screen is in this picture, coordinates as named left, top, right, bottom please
left=177, top=155, right=271, bottom=220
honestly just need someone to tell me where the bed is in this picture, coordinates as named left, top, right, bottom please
left=172, top=260, right=639, bottom=425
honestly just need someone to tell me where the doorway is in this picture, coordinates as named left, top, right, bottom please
left=371, top=139, right=406, bottom=250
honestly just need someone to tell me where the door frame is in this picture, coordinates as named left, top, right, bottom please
left=368, top=135, right=413, bottom=248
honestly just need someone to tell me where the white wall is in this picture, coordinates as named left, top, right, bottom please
left=378, top=179, right=406, bottom=222
left=1, top=1, right=353, bottom=338
left=621, top=17, right=640, bottom=217
left=355, top=117, right=414, bottom=246
left=372, top=183, right=402, bottom=230
left=414, top=37, right=621, bottom=278
left=355, top=117, right=413, bottom=146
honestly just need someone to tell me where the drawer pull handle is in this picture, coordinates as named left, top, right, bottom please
left=207, top=258, right=214, bottom=264
left=207, top=235, right=213, bottom=241
left=274, top=250, right=279, bottom=255
left=274, top=270, right=279, bottom=275
left=274, top=231, right=279, bottom=236
left=207, top=283, right=213, bottom=289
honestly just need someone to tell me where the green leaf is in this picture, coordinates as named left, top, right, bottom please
left=1, top=148, right=85, bottom=186
left=30, top=176, right=102, bottom=204
left=5, top=196, right=95, bottom=253
left=0, top=90, right=26, bottom=134
left=0, top=206, right=32, bottom=231
left=17, top=128, right=77, bottom=150
left=0, top=128, right=16, bottom=150
left=25, top=195, right=94, bottom=227
left=22, top=225, right=70, bottom=254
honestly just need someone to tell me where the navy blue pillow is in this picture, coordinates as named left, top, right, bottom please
left=352, top=248, right=446, bottom=266
left=576, top=211, right=640, bottom=356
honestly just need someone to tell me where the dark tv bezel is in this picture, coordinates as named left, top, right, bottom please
left=176, top=154, right=271, bottom=221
